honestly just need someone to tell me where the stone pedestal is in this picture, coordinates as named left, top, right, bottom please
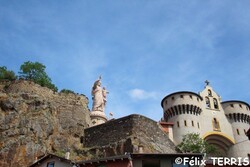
left=90, top=110, right=107, bottom=126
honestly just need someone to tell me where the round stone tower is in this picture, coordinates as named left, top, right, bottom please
left=161, top=91, right=203, bottom=144
left=222, top=100, right=250, bottom=158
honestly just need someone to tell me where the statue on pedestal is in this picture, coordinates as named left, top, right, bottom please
left=91, top=76, right=108, bottom=112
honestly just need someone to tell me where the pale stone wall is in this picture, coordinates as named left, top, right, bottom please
left=199, top=85, right=235, bottom=142
left=228, top=140, right=250, bottom=159
left=169, top=114, right=201, bottom=144
left=199, top=108, right=235, bottom=140
left=168, top=125, right=174, bottom=142
left=229, top=120, right=249, bottom=142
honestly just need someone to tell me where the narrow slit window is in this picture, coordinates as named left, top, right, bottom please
left=237, top=129, right=240, bottom=135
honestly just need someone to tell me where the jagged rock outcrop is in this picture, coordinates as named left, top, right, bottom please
left=0, top=80, right=92, bottom=166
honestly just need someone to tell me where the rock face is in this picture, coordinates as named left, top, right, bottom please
left=84, top=114, right=176, bottom=159
left=0, top=80, right=178, bottom=166
left=0, top=80, right=92, bottom=167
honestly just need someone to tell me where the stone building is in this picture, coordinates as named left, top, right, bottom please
left=161, top=81, right=250, bottom=158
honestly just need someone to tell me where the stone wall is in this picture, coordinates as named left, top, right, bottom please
left=84, top=115, right=133, bottom=147
left=84, top=114, right=176, bottom=158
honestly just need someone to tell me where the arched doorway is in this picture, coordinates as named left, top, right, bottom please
left=203, top=132, right=235, bottom=156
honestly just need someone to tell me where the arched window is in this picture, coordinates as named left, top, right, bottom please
left=213, top=98, right=219, bottom=109
left=206, top=97, right=211, bottom=108
left=213, top=118, right=220, bottom=131
left=208, top=89, right=212, bottom=96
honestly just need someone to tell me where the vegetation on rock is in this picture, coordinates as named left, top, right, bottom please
left=19, top=61, right=58, bottom=92
left=60, top=89, right=75, bottom=94
left=0, top=66, right=16, bottom=81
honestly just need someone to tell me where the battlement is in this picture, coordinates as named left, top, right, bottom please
left=222, top=100, right=250, bottom=123
left=161, top=91, right=203, bottom=121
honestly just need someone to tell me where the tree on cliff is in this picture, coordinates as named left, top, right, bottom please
left=19, top=61, right=58, bottom=91
left=0, top=66, right=16, bottom=81
left=176, top=133, right=218, bottom=155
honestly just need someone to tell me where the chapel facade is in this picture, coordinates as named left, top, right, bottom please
left=161, top=81, right=250, bottom=158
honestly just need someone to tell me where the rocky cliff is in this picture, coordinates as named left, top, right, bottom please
left=0, top=80, right=92, bottom=166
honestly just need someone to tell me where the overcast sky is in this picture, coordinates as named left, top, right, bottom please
left=1, top=1, right=250, bottom=120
